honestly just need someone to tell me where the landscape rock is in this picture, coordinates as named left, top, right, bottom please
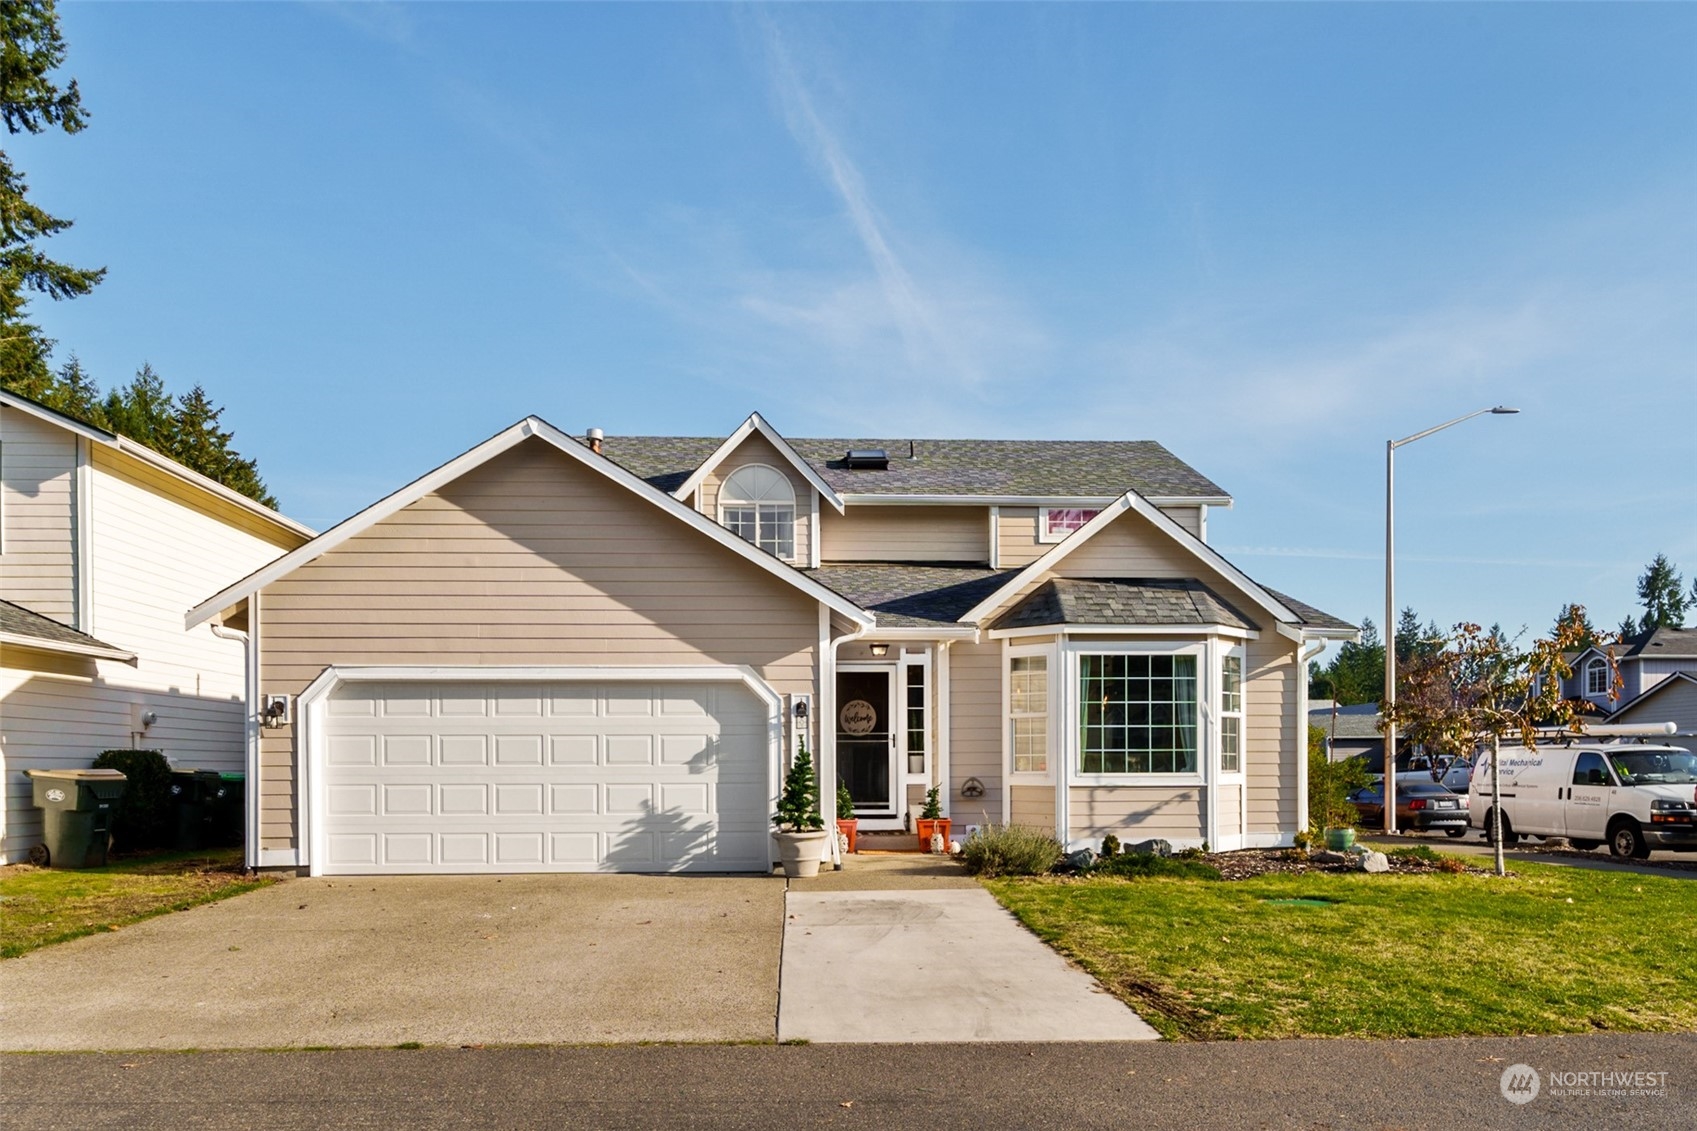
left=1357, top=850, right=1391, bottom=874
left=1311, top=850, right=1348, bottom=865
left=1126, top=838, right=1172, bottom=858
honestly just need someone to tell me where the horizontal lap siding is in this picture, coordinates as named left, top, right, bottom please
left=947, top=639, right=1002, bottom=816
left=0, top=408, right=77, bottom=623
left=821, top=506, right=987, bottom=563
left=1616, top=677, right=1697, bottom=734
left=256, top=440, right=820, bottom=851
left=1070, top=786, right=1204, bottom=841
left=697, top=432, right=811, bottom=568
left=1245, top=636, right=1296, bottom=835
left=1215, top=784, right=1241, bottom=838
left=1157, top=506, right=1203, bottom=539
left=997, top=508, right=1043, bottom=567
left=1009, top=785, right=1054, bottom=831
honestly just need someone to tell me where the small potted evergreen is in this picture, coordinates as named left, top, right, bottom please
left=835, top=781, right=859, bottom=855
left=914, top=784, right=950, bottom=853
left=772, top=742, right=829, bottom=878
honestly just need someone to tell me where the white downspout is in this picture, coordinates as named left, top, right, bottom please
left=1296, top=637, right=1327, bottom=837
left=210, top=621, right=259, bottom=872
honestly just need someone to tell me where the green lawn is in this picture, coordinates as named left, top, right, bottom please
left=0, top=848, right=272, bottom=958
left=986, top=861, right=1697, bottom=1040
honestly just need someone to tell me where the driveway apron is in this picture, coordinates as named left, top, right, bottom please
left=777, top=886, right=1158, bottom=1042
left=0, top=874, right=782, bottom=1051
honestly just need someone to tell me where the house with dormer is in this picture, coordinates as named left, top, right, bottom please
left=186, top=412, right=1353, bottom=874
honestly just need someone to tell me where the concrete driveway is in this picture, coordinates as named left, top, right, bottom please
left=0, top=873, right=782, bottom=1051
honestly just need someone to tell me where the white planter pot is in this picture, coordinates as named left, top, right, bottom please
left=774, top=829, right=830, bottom=878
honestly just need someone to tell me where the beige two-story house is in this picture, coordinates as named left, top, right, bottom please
left=1, top=391, right=313, bottom=863
left=188, top=412, right=1353, bottom=874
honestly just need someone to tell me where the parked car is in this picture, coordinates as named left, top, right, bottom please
left=1470, top=741, right=1697, bottom=858
left=1347, top=776, right=1471, bottom=835
left=1348, top=749, right=1449, bottom=781
left=1436, top=755, right=1474, bottom=793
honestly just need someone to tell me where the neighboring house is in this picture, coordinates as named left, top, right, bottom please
left=0, top=392, right=312, bottom=863
left=1608, top=672, right=1697, bottom=740
left=1308, top=701, right=1384, bottom=764
left=1563, top=627, right=1697, bottom=735
left=186, top=412, right=1354, bottom=875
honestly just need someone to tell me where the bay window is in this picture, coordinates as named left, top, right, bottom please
left=1008, top=654, right=1049, bottom=775
left=1219, top=650, right=1244, bottom=775
left=1078, top=653, right=1198, bottom=775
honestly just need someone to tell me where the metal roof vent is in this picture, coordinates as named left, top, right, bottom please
left=844, top=448, right=890, bottom=470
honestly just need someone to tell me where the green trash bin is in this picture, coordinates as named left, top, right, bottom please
left=24, top=768, right=129, bottom=868
left=205, top=772, right=245, bottom=848
left=169, top=769, right=222, bottom=851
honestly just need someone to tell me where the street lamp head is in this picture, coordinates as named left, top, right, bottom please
left=1490, top=406, right=1519, bottom=414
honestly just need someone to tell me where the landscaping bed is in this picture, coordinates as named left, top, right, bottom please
left=0, top=848, right=271, bottom=958
left=1198, top=846, right=1497, bottom=880
left=987, top=858, right=1697, bottom=1041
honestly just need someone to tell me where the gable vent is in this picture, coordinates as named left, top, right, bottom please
left=844, top=448, right=890, bottom=470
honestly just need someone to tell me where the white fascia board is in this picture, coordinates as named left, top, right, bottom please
left=672, top=412, right=846, bottom=514
left=959, top=491, right=1298, bottom=627
left=989, top=624, right=1258, bottom=641
left=866, top=626, right=981, bottom=641
left=2, top=389, right=315, bottom=542
left=0, top=631, right=138, bottom=664
left=186, top=416, right=872, bottom=630
left=834, top=493, right=1234, bottom=508
left=1275, top=622, right=1360, bottom=644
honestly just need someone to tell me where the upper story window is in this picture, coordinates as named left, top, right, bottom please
left=720, top=464, right=796, bottom=559
left=1584, top=657, right=1609, bottom=696
left=1039, top=507, right=1100, bottom=543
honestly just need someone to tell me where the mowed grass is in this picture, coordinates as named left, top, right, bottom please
left=986, top=861, right=1697, bottom=1040
left=0, top=848, right=272, bottom=958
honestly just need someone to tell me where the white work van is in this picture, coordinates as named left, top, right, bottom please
left=1469, top=739, right=1697, bottom=859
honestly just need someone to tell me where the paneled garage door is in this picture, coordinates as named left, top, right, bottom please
left=319, top=679, right=773, bottom=874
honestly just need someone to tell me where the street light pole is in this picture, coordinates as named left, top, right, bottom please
left=1383, top=405, right=1518, bottom=835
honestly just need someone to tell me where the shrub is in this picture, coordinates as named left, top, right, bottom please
left=920, top=785, right=943, bottom=820
left=1308, top=725, right=1372, bottom=833
left=91, top=749, right=174, bottom=851
left=1437, top=856, right=1468, bottom=874
left=1100, top=833, right=1120, bottom=858
left=772, top=744, right=823, bottom=832
left=957, top=824, right=1063, bottom=877
left=835, top=782, right=856, bottom=823
left=1386, top=845, right=1441, bottom=864
left=1090, top=853, right=1222, bottom=881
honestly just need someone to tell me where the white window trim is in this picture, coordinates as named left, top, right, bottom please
left=718, top=462, right=799, bottom=563
left=1584, top=656, right=1609, bottom=696
left=1036, top=505, right=1101, bottom=544
left=1217, top=644, right=1246, bottom=783
left=1005, top=641, right=1056, bottom=784
left=1064, top=639, right=1209, bottom=787
left=899, top=651, right=933, bottom=782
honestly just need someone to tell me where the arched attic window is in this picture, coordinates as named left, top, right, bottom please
left=1585, top=656, right=1609, bottom=696
left=720, top=464, right=796, bottom=559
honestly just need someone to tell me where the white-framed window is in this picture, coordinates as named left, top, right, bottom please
left=1038, top=506, right=1100, bottom=543
left=1077, top=651, right=1199, bottom=776
left=1584, top=657, right=1609, bottom=696
left=1219, top=649, right=1244, bottom=776
left=719, top=464, right=796, bottom=559
left=1008, top=652, right=1050, bottom=776
left=903, top=661, right=928, bottom=775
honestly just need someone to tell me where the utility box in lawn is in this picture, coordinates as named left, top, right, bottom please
left=23, top=768, right=129, bottom=868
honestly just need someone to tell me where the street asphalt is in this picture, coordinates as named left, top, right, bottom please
left=3, top=1032, right=1692, bottom=1130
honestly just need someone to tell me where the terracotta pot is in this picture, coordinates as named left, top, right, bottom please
left=915, top=818, right=952, bottom=853
left=836, top=818, right=859, bottom=854
left=775, top=829, right=831, bottom=877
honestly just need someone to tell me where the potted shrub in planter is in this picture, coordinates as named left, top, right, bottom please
left=772, top=743, right=829, bottom=878
left=835, top=782, right=858, bottom=855
left=914, top=785, right=951, bottom=853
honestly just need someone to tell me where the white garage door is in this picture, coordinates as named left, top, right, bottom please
left=319, top=679, right=773, bottom=874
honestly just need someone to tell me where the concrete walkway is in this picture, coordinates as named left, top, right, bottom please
left=778, top=856, right=1157, bottom=1042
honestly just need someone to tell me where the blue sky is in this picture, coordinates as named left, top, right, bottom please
left=22, top=2, right=1697, bottom=643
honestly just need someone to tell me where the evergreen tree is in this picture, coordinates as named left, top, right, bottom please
left=168, top=384, right=277, bottom=508
left=27, top=353, right=106, bottom=423
left=1311, top=617, right=1386, bottom=705
left=1617, top=616, right=1641, bottom=640
left=0, top=1, right=105, bottom=389
left=1634, top=554, right=1688, bottom=632
left=102, top=363, right=175, bottom=449
left=1554, top=604, right=1600, bottom=651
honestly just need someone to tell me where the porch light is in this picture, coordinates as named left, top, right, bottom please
left=870, top=643, right=889, bottom=657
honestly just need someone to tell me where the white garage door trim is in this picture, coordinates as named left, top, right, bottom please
left=294, top=665, right=783, bottom=876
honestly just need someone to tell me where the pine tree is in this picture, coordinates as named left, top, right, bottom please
left=1634, top=554, right=1688, bottom=632
left=167, top=384, right=276, bottom=508
left=102, top=363, right=176, bottom=449
left=0, top=1, right=105, bottom=389
left=1554, top=604, right=1599, bottom=650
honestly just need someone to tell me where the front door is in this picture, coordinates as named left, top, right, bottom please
left=837, top=668, right=896, bottom=818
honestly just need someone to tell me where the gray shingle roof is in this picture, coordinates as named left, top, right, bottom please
left=1309, top=702, right=1383, bottom=740
left=600, top=436, right=1228, bottom=500
left=993, top=578, right=1260, bottom=631
left=1, top=599, right=132, bottom=657
left=1621, top=626, right=1697, bottom=659
left=804, top=564, right=1015, bottom=627
left=1263, top=587, right=1355, bottom=632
